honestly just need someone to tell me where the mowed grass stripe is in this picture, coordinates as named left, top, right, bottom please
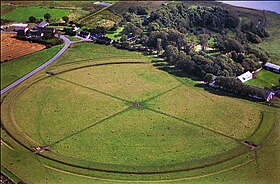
left=144, top=106, right=240, bottom=142
left=50, top=107, right=133, bottom=147
left=141, top=84, right=183, bottom=104
left=247, top=111, right=276, bottom=144
left=54, top=76, right=133, bottom=104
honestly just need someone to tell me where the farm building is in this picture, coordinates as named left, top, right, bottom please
left=94, top=1, right=111, bottom=6
left=35, top=20, right=49, bottom=29
left=10, top=23, right=28, bottom=32
left=79, top=31, right=90, bottom=39
left=263, top=62, right=280, bottom=73
left=38, top=27, right=56, bottom=36
left=25, top=30, right=44, bottom=39
left=249, top=87, right=275, bottom=102
left=237, top=71, right=253, bottom=83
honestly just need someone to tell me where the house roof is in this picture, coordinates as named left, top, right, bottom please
left=37, top=20, right=49, bottom=28
left=237, top=71, right=253, bottom=83
left=10, top=23, right=28, bottom=27
left=265, top=62, right=280, bottom=70
left=38, top=27, right=55, bottom=33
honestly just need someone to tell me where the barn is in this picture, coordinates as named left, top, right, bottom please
left=263, top=62, right=280, bottom=73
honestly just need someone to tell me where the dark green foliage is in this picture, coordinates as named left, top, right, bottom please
left=64, top=28, right=76, bottom=36
left=44, top=13, right=51, bottom=21
left=144, top=5, right=239, bottom=33
left=215, top=35, right=244, bottom=53
left=0, top=19, right=12, bottom=25
left=28, top=16, right=37, bottom=23
left=62, top=16, right=69, bottom=23
left=16, top=36, right=64, bottom=46
left=214, top=76, right=267, bottom=101
left=129, top=6, right=148, bottom=15
left=245, top=31, right=262, bottom=43
left=204, top=73, right=215, bottom=83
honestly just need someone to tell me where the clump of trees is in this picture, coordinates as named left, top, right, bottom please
left=213, top=76, right=267, bottom=101
left=143, top=5, right=239, bottom=34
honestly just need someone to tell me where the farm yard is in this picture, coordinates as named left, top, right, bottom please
left=1, top=42, right=279, bottom=183
left=1, top=33, right=46, bottom=62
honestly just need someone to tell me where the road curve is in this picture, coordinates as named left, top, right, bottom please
left=1, top=35, right=71, bottom=95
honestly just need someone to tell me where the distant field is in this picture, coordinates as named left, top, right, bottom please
left=2, top=7, right=69, bottom=22
left=246, top=69, right=280, bottom=89
left=1, top=45, right=63, bottom=89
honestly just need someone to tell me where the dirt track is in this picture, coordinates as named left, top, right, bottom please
left=1, top=33, right=45, bottom=62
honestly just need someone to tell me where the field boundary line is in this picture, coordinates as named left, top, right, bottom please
left=43, top=159, right=254, bottom=183
left=49, top=107, right=132, bottom=147
left=1, top=139, right=14, bottom=150
left=55, top=76, right=133, bottom=104
left=145, top=107, right=240, bottom=142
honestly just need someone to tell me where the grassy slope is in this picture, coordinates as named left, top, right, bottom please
left=258, top=12, right=280, bottom=63
left=2, top=7, right=69, bottom=22
left=48, top=42, right=147, bottom=68
left=0, top=45, right=63, bottom=89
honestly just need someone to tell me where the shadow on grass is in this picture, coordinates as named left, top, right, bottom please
left=151, top=59, right=201, bottom=81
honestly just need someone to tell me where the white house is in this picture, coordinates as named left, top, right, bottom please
left=237, top=71, right=253, bottom=83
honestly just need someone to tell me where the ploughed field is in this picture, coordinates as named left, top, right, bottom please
left=1, top=33, right=45, bottom=62
left=1, top=43, right=278, bottom=183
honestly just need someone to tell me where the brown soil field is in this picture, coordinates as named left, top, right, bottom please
left=1, top=33, right=46, bottom=62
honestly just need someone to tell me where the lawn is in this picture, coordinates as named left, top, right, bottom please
left=105, top=26, right=124, bottom=41
left=246, top=69, right=280, bottom=89
left=2, top=7, right=69, bottom=22
left=1, top=45, right=63, bottom=90
left=1, top=42, right=279, bottom=183
left=66, top=35, right=81, bottom=42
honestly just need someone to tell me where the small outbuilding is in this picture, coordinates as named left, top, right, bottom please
left=237, top=71, right=253, bottom=83
left=263, top=62, right=280, bottom=74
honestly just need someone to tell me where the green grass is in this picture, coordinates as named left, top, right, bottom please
left=105, top=26, right=124, bottom=41
left=1, top=42, right=279, bottom=183
left=1, top=45, right=63, bottom=90
left=0, top=165, right=21, bottom=183
left=2, top=7, right=69, bottom=22
left=48, top=42, right=147, bottom=67
left=258, top=12, right=280, bottom=62
left=66, top=35, right=81, bottom=42
left=245, top=69, right=280, bottom=89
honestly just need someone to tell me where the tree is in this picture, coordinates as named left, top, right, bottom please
left=62, top=16, right=69, bottom=23
left=164, top=45, right=179, bottom=63
left=199, top=34, right=209, bottom=51
left=204, top=73, right=215, bottom=83
left=156, top=38, right=163, bottom=54
left=44, top=13, right=51, bottom=21
left=28, top=16, right=36, bottom=23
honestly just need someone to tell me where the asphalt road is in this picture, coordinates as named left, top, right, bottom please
left=0, top=35, right=71, bottom=95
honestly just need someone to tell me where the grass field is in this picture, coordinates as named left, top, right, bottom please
left=2, top=7, right=69, bottom=22
left=105, top=26, right=124, bottom=41
left=1, top=42, right=279, bottom=183
left=0, top=45, right=63, bottom=90
left=246, top=69, right=280, bottom=89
